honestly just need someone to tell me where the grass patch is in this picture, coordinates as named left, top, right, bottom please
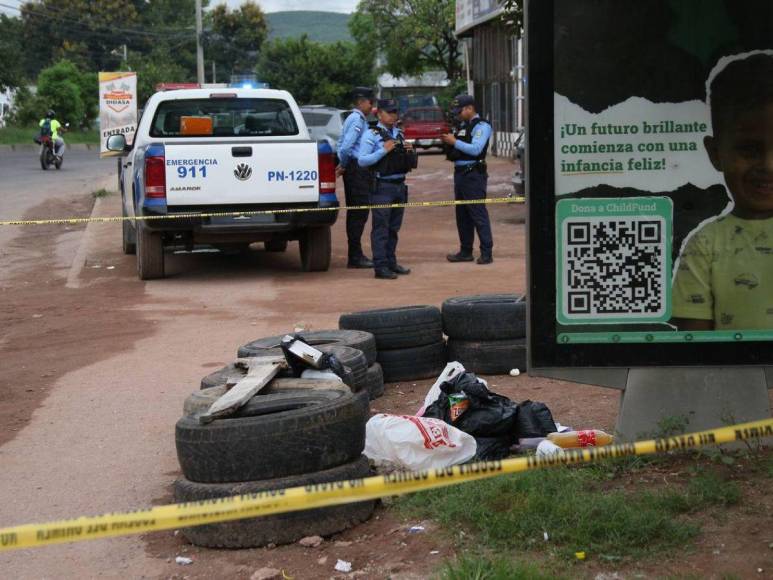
left=0, top=125, right=99, bottom=145
left=91, top=188, right=113, bottom=199
left=439, top=555, right=562, bottom=580
left=398, top=464, right=742, bottom=562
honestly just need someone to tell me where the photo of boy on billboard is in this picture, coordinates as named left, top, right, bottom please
left=671, top=52, right=773, bottom=331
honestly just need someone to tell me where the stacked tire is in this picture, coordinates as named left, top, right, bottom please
left=339, top=306, right=446, bottom=383
left=443, top=294, right=527, bottom=375
left=174, top=380, right=375, bottom=548
left=233, top=329, right=384, bottom=400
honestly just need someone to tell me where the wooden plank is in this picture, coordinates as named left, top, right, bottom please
left=199, top=357, right=285, bottom=424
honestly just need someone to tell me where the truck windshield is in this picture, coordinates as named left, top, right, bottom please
left=149, top=98, right=299, bottom=138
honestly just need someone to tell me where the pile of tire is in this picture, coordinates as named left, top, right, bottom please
left=339, top=306, right=446, bottom=383
left=174, top=379, right=375, bottom=548
left=231, top=329, right=384, bottom=399
left=442, top=294, right=527, bottom=375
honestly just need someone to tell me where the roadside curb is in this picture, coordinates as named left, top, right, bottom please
left=0, top=144, right=97, bottom=153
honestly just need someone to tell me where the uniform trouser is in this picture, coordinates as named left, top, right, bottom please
left=370, top=180, right=407, bottom=270
left=454, top=167, right=493, bottom=256
left=54, top=138, right=65, bottom=157
left=343, top=162, right=371, bottom=259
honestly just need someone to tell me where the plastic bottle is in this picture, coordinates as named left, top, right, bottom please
left=546, top=430, right=614, bottom=448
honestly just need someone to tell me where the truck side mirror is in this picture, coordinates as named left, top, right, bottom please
left=106, top=134, right=127, bottom=152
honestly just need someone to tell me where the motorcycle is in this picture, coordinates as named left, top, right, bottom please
left=35, top=122, right=68, bottom=171
left=38, top=133, right=60, bottom=170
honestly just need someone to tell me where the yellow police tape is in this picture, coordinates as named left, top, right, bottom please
left=0, top=418, right=770, bottom=552
left=0, top=196, right=525, bottom=227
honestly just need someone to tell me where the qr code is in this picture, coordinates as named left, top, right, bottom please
left=561, top=217, right=668, bottom=320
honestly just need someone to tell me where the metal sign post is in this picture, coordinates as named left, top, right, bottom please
left=525, top=0, right=773, bottom=439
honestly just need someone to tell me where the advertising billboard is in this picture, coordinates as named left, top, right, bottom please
left=98, top=72, right=137, bottom=158
left=527, top=0, right=773, bottom=368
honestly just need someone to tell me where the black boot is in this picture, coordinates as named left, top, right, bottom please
left=348, top=256, right=374, bottom=269
left=390, top=264, right=411, bottom=275
left=374, top=268, right=398, bottom=280
left=476, top=254, right=493, bottom=265
left=447, top=251, right=474, bottom=263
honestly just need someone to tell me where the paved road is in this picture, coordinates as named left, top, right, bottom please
left=0, top=150, right=116, bottom=245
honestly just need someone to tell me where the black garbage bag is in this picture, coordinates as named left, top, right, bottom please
left=514, top=400, right=558, bottom=439
left=423, top=372, right=519, bottom=439
left=471, top=435, right=517, bottom=461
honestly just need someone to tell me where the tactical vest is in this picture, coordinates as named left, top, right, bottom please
left=446, top=117, right=490, bottom=162
left=372, top=127, right=417, bottom=176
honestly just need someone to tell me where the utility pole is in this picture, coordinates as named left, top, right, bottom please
left=195, top=0, right=204, bottom=84
left=212, top=62, right=216, bottom=84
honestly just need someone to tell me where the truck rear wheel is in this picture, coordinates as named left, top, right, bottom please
left=136, top=223, right=165, bottom=280
left=299, top=226, right=331, bottom=272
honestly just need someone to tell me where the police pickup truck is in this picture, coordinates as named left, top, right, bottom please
left=106, top=88, right=338, bottom=279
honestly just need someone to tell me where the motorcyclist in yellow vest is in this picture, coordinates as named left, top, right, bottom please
left=39, top=110, right=65, bottom=159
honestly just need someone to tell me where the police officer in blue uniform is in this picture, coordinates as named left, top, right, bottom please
left=337, top=87, right=375, bottom=268
left=441, top=95, right=494, bottom=264
left=357, top=99, right=418, bottom=280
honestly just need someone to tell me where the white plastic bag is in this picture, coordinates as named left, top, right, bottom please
left=416, top=361, right=488, bottom=416
left=364, top=414, right=477, bottom=471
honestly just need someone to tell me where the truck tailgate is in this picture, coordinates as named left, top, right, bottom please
left=164, top=142, right=320, bottom=206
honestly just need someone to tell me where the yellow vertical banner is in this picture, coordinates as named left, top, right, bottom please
left=98, top=72, right=137, bottom=158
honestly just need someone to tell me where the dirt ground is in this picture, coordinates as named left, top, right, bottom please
left=0, top=153, right=770, bottom=579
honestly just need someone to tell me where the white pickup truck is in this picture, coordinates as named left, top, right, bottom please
left=107, top=88, right=339, bottom=279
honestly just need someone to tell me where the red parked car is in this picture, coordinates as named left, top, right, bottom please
left=401, top=107, right=450, bottom=150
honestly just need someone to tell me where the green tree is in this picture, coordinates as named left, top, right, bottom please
left=35, top=60, right=96, bottom=127
left=206, top=1, right=268, bottom=81
left=256, top=36, right=376, bottom=108
left=501, top=0, right=524, bottom=35
left=126, top=47, right=190, bottom=104
left=351, top=0, right=461, bottom=80
left=0, top=15, right=24, bottom=91
left=20, top=0, right=144, bottom=77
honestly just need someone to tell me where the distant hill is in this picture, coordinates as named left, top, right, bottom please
left=266, top=11, right=352, bottom=44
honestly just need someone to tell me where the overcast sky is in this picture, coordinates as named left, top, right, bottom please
left=221, top=0, right=358, bottom=13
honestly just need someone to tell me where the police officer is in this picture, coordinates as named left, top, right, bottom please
left=337, top=87, right=375, bottom=268
left=357, top=99, right=418, bottom=280
left=441, top=95, right=494, bottom=264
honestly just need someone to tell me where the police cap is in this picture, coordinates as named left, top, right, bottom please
left=351, top=86, right=374, bottom=101
left=450, top=94, right=476, bottom=115
left=377, top=98, right=399, bottom=113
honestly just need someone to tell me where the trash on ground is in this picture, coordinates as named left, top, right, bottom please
left=509, top=368, right=521, bottom=376
left=364, top=413, right=476, bottom=470
left=547, top=429, right=614, bottom=448
left=175, top=556, right=193, bottom=565
left=334, top=559, right=352, bottom=573
left=536, top=439, right=565, bottom=457
left=282, top=334, right=353, bottom=388
left=575, top=551, right=587, bottom=561
left=408, top=525, right=425, bottom=533
left=543, top=531, right=549, bottom=541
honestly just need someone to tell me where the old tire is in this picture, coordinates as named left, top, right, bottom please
left=378, top=341, right=447, bottom=383
left=365, top=363, right=385, bottom=400
left=339, top=305, right=442, bottom=350
left=174, top=456, right=376, bottom=548
left=442, top=294, right=526, bottom=340
left=184, top=379, right=351, bottom=416
left=237, top=329, right=377, bottom=365
left=299, top=226, right=331, bottom=272
left=136, top=222, right=164, bottom=280
left=122, top=204, right=136, bottom=255
left=447, top=338, right=527, bottom=375
left=175, top=388, right=369, bottom=483
left=265, top=239, right=288, bottom=252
